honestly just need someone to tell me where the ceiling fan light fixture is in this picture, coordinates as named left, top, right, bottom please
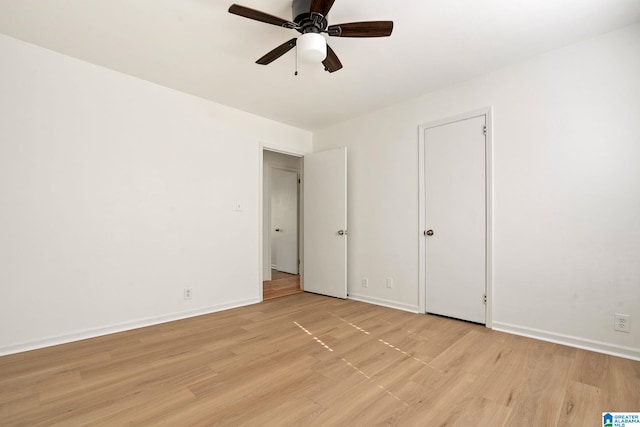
left=297, top=32, right=326, bottom=63
left=229, top=3, right=393, bottom=72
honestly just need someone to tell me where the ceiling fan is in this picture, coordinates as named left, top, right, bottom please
left=228, top=0, right=393, bottom=73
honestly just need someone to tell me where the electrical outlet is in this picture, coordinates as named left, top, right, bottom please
left=614, top=313, right=630, bottom=333
left=362, top=277, right=369, bottom=288
left=184, top=288, right=192, bottom=300
left=386, top=277, right=393, bottom=289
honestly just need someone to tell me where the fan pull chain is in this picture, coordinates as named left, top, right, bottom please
left=294, top=44, right=298, bottom=76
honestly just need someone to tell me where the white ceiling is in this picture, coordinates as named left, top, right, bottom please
left=1, top=0, right=639, bottom=131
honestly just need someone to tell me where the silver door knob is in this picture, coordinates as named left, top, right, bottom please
left=425, top=229, right=434, bottom=236
left=337, top=229, right=347, bottom=236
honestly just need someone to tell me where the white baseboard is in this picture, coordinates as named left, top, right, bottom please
left=348, top=293, right=419, bottom=314
left=493, top=321, right=640, bottom=361
left=0, top=297, right=261, bottom=357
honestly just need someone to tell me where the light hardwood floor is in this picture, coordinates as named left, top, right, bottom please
left=1, top=293, right=638, bottom=426
left=263, top=269, right=301, bottom=300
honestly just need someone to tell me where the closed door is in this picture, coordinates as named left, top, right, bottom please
left=424, top=115, right=486, bottom=323
left=271, top=168, right=298, bottom=274
left=303, top=147, right=347, bottom=299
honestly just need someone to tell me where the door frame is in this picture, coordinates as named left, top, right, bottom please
left=259, top=144, right=305, bottom=301
left=418, top=107, right=493, bottom=327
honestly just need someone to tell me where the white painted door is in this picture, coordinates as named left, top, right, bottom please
left=425, top=116, right=486, bottom=323
left=303, top=147, right=347, bottom=299
left=271, top=168, right=298, bottom=274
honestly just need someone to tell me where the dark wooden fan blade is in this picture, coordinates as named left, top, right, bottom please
left=256, top=38, right=297, bottom=65
left=327, top=21, right=394, bottom=37
left=229, top=4, right=295, bottom=28
left=310, top=0, right=336, bottom=17
left=322, top=45, right=343, bottom=73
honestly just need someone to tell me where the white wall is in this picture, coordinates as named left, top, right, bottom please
left=0, top=34, right=311, bottom=355
left=313, top=24, right=640, bottom=359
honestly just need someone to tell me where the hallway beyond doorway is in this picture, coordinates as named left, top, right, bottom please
left=263, top=269, right=301, bottom=300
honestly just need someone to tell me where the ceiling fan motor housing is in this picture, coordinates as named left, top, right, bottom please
left=292, top=0, right=328, bottom=34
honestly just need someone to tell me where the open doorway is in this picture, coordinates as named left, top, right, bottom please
left=263, top=150, right=302, bottom=300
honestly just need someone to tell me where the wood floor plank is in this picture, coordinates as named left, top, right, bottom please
left=557, top=381, right=608, bottom=427
left=473, top=334, right=530, bottom=408
left=504, top=348, right=574, bottom=426
left=0, top=292, right=638, bottom=426
left=604, top=355, right=640, bottom=410
left=395, top=370, right=480, bottom=425
left=439, top=395, right=513, bottom=426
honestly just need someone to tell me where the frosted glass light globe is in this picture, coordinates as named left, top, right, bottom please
left=297, top=33, right=327, bottom=62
